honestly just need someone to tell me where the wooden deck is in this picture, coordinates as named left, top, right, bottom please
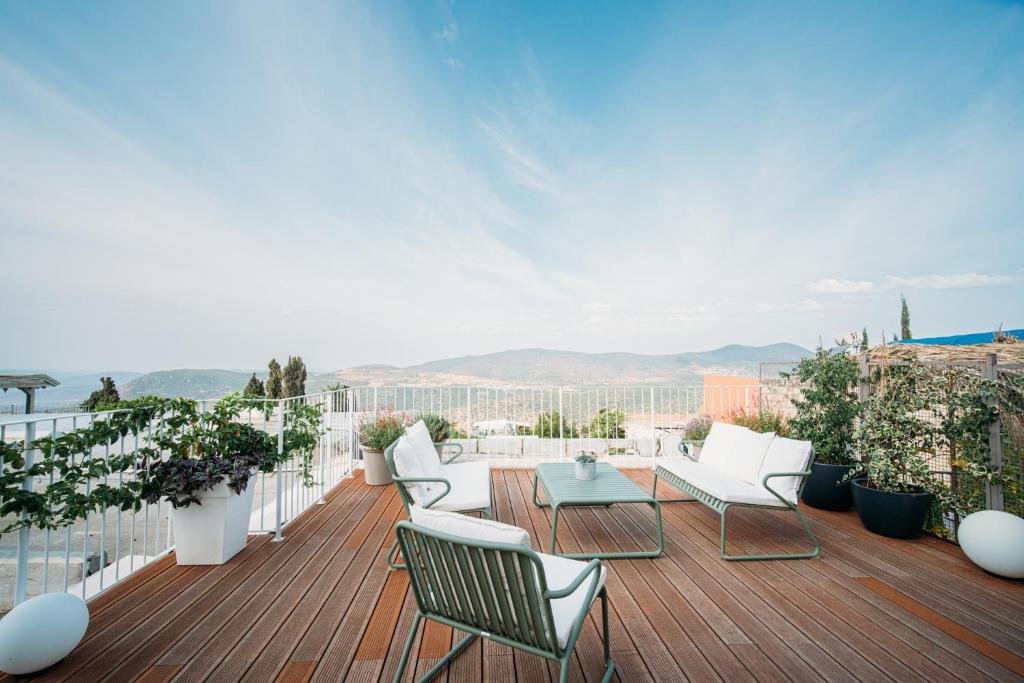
left=18, top=469, right=1024, bottom=682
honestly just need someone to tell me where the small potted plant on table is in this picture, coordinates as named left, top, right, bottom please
left=785, top=348, right=861, bottom=510
left=575, top=451, right=597, bottom=480
left=358, top=412, right=408, bottom=485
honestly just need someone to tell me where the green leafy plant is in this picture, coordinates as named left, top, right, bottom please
left=358, top=412, right=408, bottom=450
left=587, top=409, right=626, bottom=438
left=420, top=414, right=452, bottom=442
left=81, top=376, right=120, bottom=412
left=783, top=348, right=860, bottom=465
left=575, top=451, right=596, bottom=464
left=534, top=410, right=579, bottom=439
left=729, top=409, right=791, bottom=437
left=682, top=415, right=713, bottom=441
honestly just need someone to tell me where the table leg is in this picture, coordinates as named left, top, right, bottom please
left=549, top=503, right=561, bottom=554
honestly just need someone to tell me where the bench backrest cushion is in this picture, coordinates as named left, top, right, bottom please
left=393, top=435, right=430, bottom=503
left=410, top=505, right=531, bottom=548
left=759, top=436, right=813, bottom=505
left=407, top=420, right=442, bottom=477
left=700, top=422, right=775, bottom=486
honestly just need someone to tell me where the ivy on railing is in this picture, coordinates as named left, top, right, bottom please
left=0, top=394, right=325, bottom=534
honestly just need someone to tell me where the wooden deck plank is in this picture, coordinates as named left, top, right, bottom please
left=23, top=469, right=1024, bottom=683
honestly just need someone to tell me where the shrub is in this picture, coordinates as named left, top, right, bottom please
left=81, top=377, right=120, bottom=412
left=682, top=415, right=713, bottom=441
left=420, top=414, right=452, bottom=442
left=358, top=412, right=408, bottom=450
left=784, top=347, right=860, bottom=465
left=729, top=409, right=791, bottom=437
left=588, top=409, right=626, bottom=438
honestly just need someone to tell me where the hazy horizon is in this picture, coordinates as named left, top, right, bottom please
left=2, top=1, right=1022, bottom=371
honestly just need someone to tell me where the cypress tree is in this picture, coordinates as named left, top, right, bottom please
left=900, top=294, right=912, bottom=340
left=283, top=356, right=307, bottom=397
left=266, top=359, right=284, bottom=399
left=860, top=327, right=869, bottom=351
left=243, top=373, right=265, bottom=398
left=82, top=377, right=120, bottom=411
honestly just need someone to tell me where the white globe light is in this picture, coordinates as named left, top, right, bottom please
left=0, top=593, right=89, bottom=675
left=958, top=510, right=1024, bottom=579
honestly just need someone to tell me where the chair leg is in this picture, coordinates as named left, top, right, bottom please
left=600, top=588, right=616, bottom=683
left=720, top=503, right=821, bottom=561
left=417, top=632, right=477, bottom=683
left=392, top=612, right=421, bottom=683
left=387, top=539, right=405, bottom=570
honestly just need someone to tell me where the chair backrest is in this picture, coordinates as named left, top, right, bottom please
left=700, top=422, right=776, bottom=486
left=759, top=436, right=815, bottom=504
left=395, top=521, right=562, bottom=656
left=385, top=438, right=418, bottom=512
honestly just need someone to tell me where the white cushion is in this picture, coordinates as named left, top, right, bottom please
left=700, top=422, right=775, bottom=486
left=759, top=436, right=813, bottom=505
left=392, top=435, right=430, bottom=501
left=407, top=420, right=442, bottom=476
left=425, top=461, right=491, bottom=512
left=410, top=505, right=530, bottom=547
left=658, top=457, right=788, bottom=507
left=538, top=553, right=607, bottom=648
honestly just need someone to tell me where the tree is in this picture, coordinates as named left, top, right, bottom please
left=534, top=410, right=579, bottom=438
left=243, top=373, right=265, bottom=398
left=266, top=359, right=284, bottom=399
left=860, top=327, right=869, bottom=352
left=283, top=356, right=307, bottom=398
left=82, top=377, right=120, bottom=411
left=588, top=409, right=626, bottom=438
left=900, top=294, right=912, bottom=340
left=783, top=348, right=859, bottom=465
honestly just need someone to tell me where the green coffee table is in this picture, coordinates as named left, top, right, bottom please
left=531, top=463, right=664, bottom=559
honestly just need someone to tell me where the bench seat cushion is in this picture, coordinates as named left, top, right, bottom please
left=410, top=505, right=528, bottom=546
left=425, top=461, right=492, bottom=512
left=658, top=457, right=788, bottom=507
left=538, top=552, right=607, bottom=648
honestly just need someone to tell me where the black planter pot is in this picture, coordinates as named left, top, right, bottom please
left=851, top=478, right=932, bottom=539
left=801, top=463, right=855, bottom=511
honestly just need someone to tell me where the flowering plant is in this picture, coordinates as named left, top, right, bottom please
left=682, top=415, right=713, bottom=441
left=358, top=412, right=409, bottom=450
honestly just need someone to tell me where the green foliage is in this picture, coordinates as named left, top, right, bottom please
left=266, top=359, right=284, bottom=399
left=243, top=373, right=265, bottom=398
left=784, top=348, right=860, bottom=465
left=283, top=356, right=307, bottom=398
left=81, top=376, right=120, bottom=412
left=587, top=409, right=626, bottom=438
left=534, top=410, right=579, bottom=438
left=849, top=362, right=999, bottom=522
left=575, top=451, right=597, bottom=464
left=860, top=327, right=869, bottom=351
left=449, top=426, right=470, bottom=439
left=900, top=294, right=912, bottom=340
left=682, top=415, right=713, bottom=441
left=0, top=395, right=325, bottom=533
left=420, top=414, right=452, bottom=442
left=729, top=409, right=791, bottom=437
left=358, top=412, right=408, bottom=450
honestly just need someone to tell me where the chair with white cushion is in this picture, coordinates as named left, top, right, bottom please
left=384, top=420, right=492, bottom=568
left=653, top=421, right=820, bottom=561
left=392, top=506, right=614, bottom=683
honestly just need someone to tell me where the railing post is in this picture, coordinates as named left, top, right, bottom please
left=558, top=387, right=565, bottom=461
left=14, top=420, right=35, bottom=605
left=465, top=387, right=472, bottom=439
left=983, top=353, right=1003, bottom=512
left=857, top=356, right=871, bottom=403
left=650, top=387, right=656, bottom=461
left=318, top=395, right=327, bottom=504
left=274, top=400, right=285, bottom=542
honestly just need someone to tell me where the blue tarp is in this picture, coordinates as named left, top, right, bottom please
left=897, top=329, right=1024, bottom=345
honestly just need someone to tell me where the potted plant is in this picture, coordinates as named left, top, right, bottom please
left=358, top=412, right=408, bottom=485
left=575, top=452, right=597, bottom=480
left=784, top=348, right=861, bottom=510
left=847, top=362, right=990, bottom=539
left=681, top=415, right=713, bottom=459
left=420, top=414, right=453, bottom=459
left=141, top=394, right=324, bottom=564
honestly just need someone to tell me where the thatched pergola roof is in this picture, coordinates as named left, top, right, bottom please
left=862, top=341, right=1024, bottom=365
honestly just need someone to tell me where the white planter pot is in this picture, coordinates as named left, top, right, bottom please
left=575, top=462, right=596, bottom=480
left=171, top=479, right=256, bottom=565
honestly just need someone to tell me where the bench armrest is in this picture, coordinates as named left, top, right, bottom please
left=434, top=441, right=464, bottom=465
left=678, top=439, right=704, bottom=462
left=761, top=470, right=811, bottom=506
left=392, top=475, right=453, bottom=509
left=544, top=558, right=602, bottom=599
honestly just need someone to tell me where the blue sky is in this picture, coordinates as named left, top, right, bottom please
left=1, top=0, right=1022, bottom=371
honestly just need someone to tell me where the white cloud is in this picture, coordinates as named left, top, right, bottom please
left=436, top=23, right=458, bottom=43
left=807, top=278, right=875, bottom=294
left=443, top=56, right=464, bottom=69
left=883, top=272, right=1024, bottom=290
left=582, top=301, right=612, bottom=313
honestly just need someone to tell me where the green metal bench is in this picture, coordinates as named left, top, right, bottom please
left=392, top=519, right=615, bottom=683
left=653, top=432, right=820, bottom=561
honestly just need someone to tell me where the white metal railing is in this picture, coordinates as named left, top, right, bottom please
left=0, top=390, right=354, bottom=610
left=346, top=384, right=757, bottom=467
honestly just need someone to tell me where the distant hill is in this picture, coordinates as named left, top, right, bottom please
left=0, top=369, right=144, bottom=409
left=121, top=369, right=258, bottom=399
left=327, top=343, right=812, bottom=387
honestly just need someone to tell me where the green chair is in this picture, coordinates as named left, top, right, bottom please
left=392, top=508, right=615, bottom=683
left=384, top=420, right=492, bottom=569
left=654, top=422, right=820, bottom=561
